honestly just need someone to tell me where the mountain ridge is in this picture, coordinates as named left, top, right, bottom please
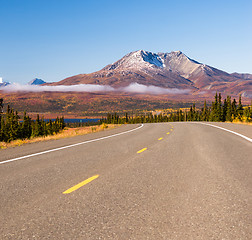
left=48, top=50, right=251, bottom=97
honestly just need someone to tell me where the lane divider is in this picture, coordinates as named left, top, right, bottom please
left=137, top=148, right=147, bottom=154
left=166, top=132, right=170, bottom=134
left=0, top=124, right=144, bottom=166
left=158, top=137, right=163, bottom=140
left=63, top=175, right=99, bottom=194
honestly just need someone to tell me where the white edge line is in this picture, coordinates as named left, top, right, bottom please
left=196, top=122, right=252, bottom=143
left=0, top=124, right=144, bottom=165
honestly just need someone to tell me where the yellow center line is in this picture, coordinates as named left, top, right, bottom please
left=137, top=148, right=147, bottom=154
left=158, top=137, right=163, bottom=140
left=166, top=132, right=170, bottom=134
left=171, top=129, right=173, bottom=131
left=63, top=175, right=99, bottom=194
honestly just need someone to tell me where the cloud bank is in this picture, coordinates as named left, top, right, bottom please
left=120, top=83, right=190, bottom=94
left=1, top=82, right=190, bottom=95
left=2, top=83, right=114, bottom=93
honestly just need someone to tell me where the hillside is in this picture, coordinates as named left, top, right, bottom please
left=49, top=50, right=252, bottom=97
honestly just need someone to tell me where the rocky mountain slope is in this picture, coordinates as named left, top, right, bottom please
left=48, top=50, right=251, bottom=98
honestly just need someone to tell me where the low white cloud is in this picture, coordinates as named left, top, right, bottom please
left=1, top=82, right=190, bottom=95
left=120, top=83, right=190, bottom=94
left=2, top=83, right=114, bottom=92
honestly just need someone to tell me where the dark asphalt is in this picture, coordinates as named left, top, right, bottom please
left=0, top=122, right=251, bottom=239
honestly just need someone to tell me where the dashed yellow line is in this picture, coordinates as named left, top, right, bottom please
left=158, top=137, right=163, bottom=140
left=170, top=129, right=173, bottom=131
left=63, top=175, right=99, bottom=194
left=167, top=132, right=170, bottom=134
left=137, top=148, right=147, bottom=154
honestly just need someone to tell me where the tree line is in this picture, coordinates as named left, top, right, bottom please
left=101, top=94, right=252, bottom=124
left=0, top=99, right=65, bottom=142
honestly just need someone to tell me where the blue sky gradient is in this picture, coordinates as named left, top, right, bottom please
left=1, top=0, right=251, bottom=84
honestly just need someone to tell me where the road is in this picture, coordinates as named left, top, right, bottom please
left=0, top=122, right=251, bottom=239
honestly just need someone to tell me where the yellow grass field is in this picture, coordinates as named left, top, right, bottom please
left=0, top=124, right=119, bottom=149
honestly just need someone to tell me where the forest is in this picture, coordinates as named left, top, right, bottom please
left=0, top=99, right=65, bottom=142
left=101, top=94, right=252, bottom=124
left=1, top=94, right=251, bottom=143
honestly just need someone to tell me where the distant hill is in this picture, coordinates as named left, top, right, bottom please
left=0, top=78, right=10, bottom=87
left=28, top=78, right=46, bottom=85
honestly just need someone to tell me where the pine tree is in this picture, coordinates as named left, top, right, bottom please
left=0, top=116, right=5, bottom=141
left=125, top=112, right=128, bottom=123
left=32, top=114, right=42, bottom=137
left=217, top=93, right=223, bottom=121
left=222, top=98, right=227, bottom=122
left=237, top=94, right=243, bottom=120
left=226, top=95, right=232, bottom=122
left=21, top=111, right=32, bottom=139
left=202, top=100, right=208, bottom=121
left=0, top=98, right=3, bottom=132
left=231, top=99, right=237, bottom=120
left=209, top=93, right=218, bottom=121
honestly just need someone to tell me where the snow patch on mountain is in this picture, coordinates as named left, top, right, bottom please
left=141, top=51, right=165, bottom=68
left=103, top=50, right=166, bottom=71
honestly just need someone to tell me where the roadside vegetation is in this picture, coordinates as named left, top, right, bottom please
left=101, top=94, right=252, bottom=124
left=1, top=93, right=251, bottom=148
left=0, top=123, right=116, bottom=149
left=0, top=99, right=65, bottom=143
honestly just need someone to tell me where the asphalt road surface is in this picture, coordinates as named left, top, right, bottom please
left=0, top=122, right=251, bottom=239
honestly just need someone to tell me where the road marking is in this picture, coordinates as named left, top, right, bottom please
left=170, top=129, right=173, bottom=131
left=63, top=175, right=99, bottom=194
left=137, top=148, right=147, bottom=153
left=158, top=137, right=163, bottom=140
left=197, top=122, right=252, bottom=143
left=0, top=124, right=144, bottom=165
left=166, top=132, right=170, bottom=134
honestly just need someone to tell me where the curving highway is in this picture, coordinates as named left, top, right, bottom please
left=0, top=122, right=251, bottom=239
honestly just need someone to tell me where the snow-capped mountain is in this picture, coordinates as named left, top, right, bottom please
left=103, top=50, right=166, bottom=70
left=28, top=78, right=46, bottom=85
left=49, top=50, right=252, bottom=96
left=0, top=78, right=10, bottom=87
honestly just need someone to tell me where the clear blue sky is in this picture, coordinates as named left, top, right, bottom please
left=1, top=0, right=251, bottom=84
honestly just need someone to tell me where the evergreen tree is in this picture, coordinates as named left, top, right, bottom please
left=0, top=98, right=3, bottom=132
left=222, top=98, right=227, bottom=122
left=32, top=114, right=42, bottom=137
left=237, top=94, right=243, bottom=120
left=201, top=100, right=208, bottom=121
left=21, top=111, right=32, bottom=139
left=125, top=113, right=129, bottom=123
left=217, top=93, right=223, bottom=121
left=231, top=99, right=237, bottom=119
left=226, top=95, right=232, bottom=122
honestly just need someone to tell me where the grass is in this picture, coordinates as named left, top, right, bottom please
left=0, top=123, right=119, bottom=149
left=226, top=120, right=252, bottom=126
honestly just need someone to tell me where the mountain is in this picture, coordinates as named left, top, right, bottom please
left=0, top=82, right=10, bottom=87
left=52, top=50, right=196, bottom=90
left=230, top=72, right=252, bottom=80
left=44, top=50, right=252, bottom=97
left=28, top=78, right=46, bottom=85
left=0, top=77, right=10, bottom=87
